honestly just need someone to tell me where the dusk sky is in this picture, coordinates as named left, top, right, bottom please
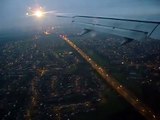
left=0, top=0, right=160, bottom=30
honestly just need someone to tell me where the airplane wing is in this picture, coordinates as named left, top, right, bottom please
left=57, top=15, right=160, bottom=42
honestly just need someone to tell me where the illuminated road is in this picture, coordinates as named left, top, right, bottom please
left=60, top=35, right=159, bottom=120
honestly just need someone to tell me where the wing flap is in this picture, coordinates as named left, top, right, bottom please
left=78, top=28, right=93, bottom=36
left=75, top=22, right=147, bottom=40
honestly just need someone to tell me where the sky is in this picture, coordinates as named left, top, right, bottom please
left=0, top=0, right=160, bottom=30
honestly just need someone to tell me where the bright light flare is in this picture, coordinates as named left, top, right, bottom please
left=26, top=6, right=65, bottom=18
left=34, top=10, right=43, bottom=18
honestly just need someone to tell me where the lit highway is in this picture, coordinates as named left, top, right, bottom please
left=60, top=35, right=159, bottom=120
